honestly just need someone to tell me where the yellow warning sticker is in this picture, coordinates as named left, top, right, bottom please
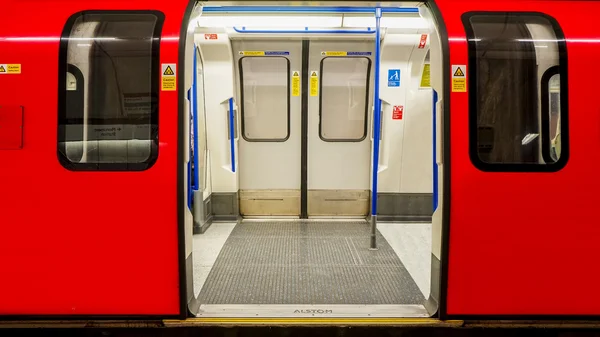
left=239, top=51, right=290, bottom=56
left=292, top=70, right=300, bottom=97
left=162, top=63, right=177, bottom=91
left=451, top=65, right=466, bottom=92
left=0, top=64, right=21, bottom=74
left=164, top=66, right=175, bottom=76
left=321, top=51, right=346, bottom=56
left=239, top=51, right=265, bottom=56
left=310, top=71, right=319, bottom=97
left=420, top=63, right=431, bottom=88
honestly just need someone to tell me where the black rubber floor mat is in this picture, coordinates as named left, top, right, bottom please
left=198, top=221, right=425, bottom=305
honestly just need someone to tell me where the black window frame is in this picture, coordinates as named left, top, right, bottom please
left=319, top=56, right=371, bottom=143
left=462, top=11, right=569, bottom=172
left=238, top=56, right=291, bottom=142
left=57, top=10, right=165, bottom=171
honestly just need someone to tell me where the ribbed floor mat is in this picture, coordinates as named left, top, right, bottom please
left=198, top=221, right=425, bottom=305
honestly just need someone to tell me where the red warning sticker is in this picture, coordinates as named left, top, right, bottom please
left=418, top=34, right=427, bottom=49
left=393, top=106, right=404, bottom=120
left=204, top=33, right=218, bottom=40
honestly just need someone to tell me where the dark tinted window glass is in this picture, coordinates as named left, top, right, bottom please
left=464, top=13, right=567, bottom=170
left=58, top=12, right=163, bottom=170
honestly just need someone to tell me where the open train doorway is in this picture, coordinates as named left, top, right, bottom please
left=182, top=1, right=445, bottom=319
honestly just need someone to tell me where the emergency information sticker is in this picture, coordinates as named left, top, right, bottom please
left=393, top=105, right=404, bottom=120
left=162, top=63, right=176, bottom=91
left=452, top=65, right=466, bottom=92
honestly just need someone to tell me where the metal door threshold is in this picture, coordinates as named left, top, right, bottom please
left=196, top=304, right=429, bottom=318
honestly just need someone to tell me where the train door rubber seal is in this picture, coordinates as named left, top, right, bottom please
left=301, top=40, right=310, bottom=218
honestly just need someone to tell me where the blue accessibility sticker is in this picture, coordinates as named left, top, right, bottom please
left=388, top=69, right=400, bottom=87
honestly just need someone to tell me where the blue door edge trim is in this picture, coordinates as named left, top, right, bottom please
left=432, top=89, right=439, bottom=212
left=202, top=6, right=419, bottom=14
left=192, top=46, right=200, bottom=192
left=229, top=97, right=236, bottom=172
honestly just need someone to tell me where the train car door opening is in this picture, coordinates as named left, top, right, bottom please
left=183, top=1, right=448, bottom=320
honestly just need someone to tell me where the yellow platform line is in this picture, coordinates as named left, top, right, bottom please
left=163, top=318, right=464, bottom=327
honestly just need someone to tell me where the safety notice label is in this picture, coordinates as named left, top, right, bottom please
left=310, top=71, right=319, bottom=97
left=393, top=105, right=404, bottom=120
left=239, top=51, right=290, bottom=56
left=452, top=65, right=466, bottom=92
left=292, top=71, right=300, bottom=97
left=418, top=34, right=427, bottom=49
left=320, top=51, right=372, bottom=56
left=0, top=64, right=21, bottom=74
left=162, top=63, right=176, bottom=91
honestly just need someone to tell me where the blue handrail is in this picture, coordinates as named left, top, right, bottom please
left=192, top=46, right=200, bottom=191
left=432, top=89, right=439, bottom=212
left=233, top=27, right=376, bottom=34
left=187, top=87, right=193, bottom=210
left=202, top=6, right=419, bottom=14
left=229, top=98, right=236, bottom=172
left=370, top=7, right=382, bottom=249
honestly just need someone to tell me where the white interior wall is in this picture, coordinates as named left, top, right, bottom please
left=377, top=32, right=432, bottom=194
left=195, top=29, right=239, bottom=194
left=420, top=7, right=444, bottom=261
left=400, top=34, right=432, bottom=193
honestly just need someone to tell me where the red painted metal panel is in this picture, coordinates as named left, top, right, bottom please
left=437, top=0, right=600, bottom=316
left=0, top=106, right=23, bottom=149
left=0, top=0, right=189, bottom=315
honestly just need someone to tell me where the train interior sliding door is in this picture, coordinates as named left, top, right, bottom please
left=183, top=1, right=446, bottom=319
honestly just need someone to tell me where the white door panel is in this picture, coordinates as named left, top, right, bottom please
left=234, top=40, right=302, bottom=215
left=308, top=41, right=374, bottom=216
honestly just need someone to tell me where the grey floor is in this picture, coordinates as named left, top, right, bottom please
left=193, top=220, right=430, bottom=305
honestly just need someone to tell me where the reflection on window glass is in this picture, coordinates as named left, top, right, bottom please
left=464, top=13, right=567, bottom=168
left=320, top=57, right=370, bottom=141
left=240, top=57, right=289, bottom=141
left=548, top=74, right=561, bottom=162
left=58, top=12, right=162, bottom=170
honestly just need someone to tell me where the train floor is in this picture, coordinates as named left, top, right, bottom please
left=192, top=220, right=432, bottom=317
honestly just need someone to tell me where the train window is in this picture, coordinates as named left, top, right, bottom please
left=463, top=13, right=568, bottom=171
left=320, top=57, right=371, bottom=142
left=240, top=57, right=290, bottom=142
left=58, top=11, right=164, bottom=171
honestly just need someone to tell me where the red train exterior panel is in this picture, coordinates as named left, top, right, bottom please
left=1, top=0, right=599, bottom=320
left=438, top=0, right=600, bottom=316
left=0, top=0, right=189, bottom=315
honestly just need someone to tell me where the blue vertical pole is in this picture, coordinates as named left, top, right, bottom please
left=192, top=46, right=200, bottom=191
left=229, top=98, right=236, bottom=172
left=370, top=7, right=382, bottom=250
left=432, top=89, right=438, bottom=212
